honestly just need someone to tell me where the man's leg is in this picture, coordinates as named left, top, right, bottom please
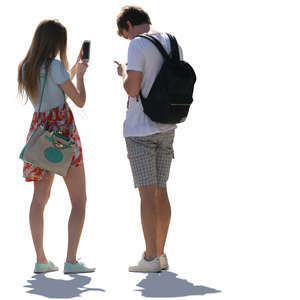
left=156, top=187, right=171, bottom=255
left=155, top=130, right=175, bottom=256
left=138, top=185, right=171, bottom=258
left=138, top=184, right=158, bottom=259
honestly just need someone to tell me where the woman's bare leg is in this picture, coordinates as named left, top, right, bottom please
left=30, top=172, right=55, bottom=263
left=63, top=164, right=87, bottom=264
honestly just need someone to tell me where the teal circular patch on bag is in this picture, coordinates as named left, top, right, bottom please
left=44, top=147, right=63, bottom=163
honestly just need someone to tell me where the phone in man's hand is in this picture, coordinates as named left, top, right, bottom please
left=82, top=40, right=91, bottom=61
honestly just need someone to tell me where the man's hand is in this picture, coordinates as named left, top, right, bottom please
left=114, top=60, right=142, bottom=98
left=114, top=60, right=127, bottom=78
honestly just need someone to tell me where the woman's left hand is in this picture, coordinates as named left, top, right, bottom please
left=70, top=47, right=84, bottom=80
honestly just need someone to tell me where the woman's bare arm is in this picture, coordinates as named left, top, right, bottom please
left=60, top=76, right=86, bottom=108
left=60, top=61, right=88, bottom=108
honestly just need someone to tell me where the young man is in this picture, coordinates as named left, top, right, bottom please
left=115, top=6, right=183, bottom=273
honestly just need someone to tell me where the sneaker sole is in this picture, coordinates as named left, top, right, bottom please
left=129, top=268, right=161, bottom=273
left=34, top=268, right=58, bottom=274
left=64, top=270, right=95, bottom=274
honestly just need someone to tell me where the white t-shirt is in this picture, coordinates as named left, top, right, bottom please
left=124, top=32, right=183, bottom=137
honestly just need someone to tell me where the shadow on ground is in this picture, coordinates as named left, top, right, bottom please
left=24, top=273, right=105, bottom=298
left=135, top=271, right=221, bottom=298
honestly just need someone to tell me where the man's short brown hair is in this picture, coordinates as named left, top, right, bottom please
left=117, top=5, right=152, bottom=37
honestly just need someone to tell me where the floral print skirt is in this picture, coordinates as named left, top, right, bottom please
left=23, top=102, right=83, bottom=182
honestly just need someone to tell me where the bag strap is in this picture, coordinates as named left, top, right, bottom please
left=35, top=68, right=72, bottom=138
left=138, top=33, right=180, bottom=61
left=137, top=34, right=170, bottom=60
left=36, top=71, right=48, bottom=121
left=166, top=33, right=180, bottom=61
left=137, top=33, right=174, bottom=102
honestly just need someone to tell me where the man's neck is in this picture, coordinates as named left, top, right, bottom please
left=133, top=24, right=153, bottom=37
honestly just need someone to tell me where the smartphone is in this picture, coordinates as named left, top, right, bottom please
left=82, top=40, right=91, bottom=61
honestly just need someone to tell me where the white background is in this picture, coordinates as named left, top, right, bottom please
left=1, top=0, right=300, bottom=299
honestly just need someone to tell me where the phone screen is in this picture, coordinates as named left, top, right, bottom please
left=82, top=41, right=91, bottom=60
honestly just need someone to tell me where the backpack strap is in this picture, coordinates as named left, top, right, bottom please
left=166, top=33, right=180, bottom=61
left=137, top=34, right=170, bottom=60
left=136, top=33, right=178, bottom=102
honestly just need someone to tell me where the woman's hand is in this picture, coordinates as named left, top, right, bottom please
left=70, top=47, right=84, bottom=80
left=61, top=47, right=87, bottom=109
left=76, top=61, right=88, bottom=77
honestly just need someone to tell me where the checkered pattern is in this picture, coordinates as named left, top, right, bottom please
left=125, top=130, right=175, bottom=188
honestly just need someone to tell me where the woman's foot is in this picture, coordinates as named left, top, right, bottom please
left=64, top=259, right=96, bottom=274
left=34, top=260, right=58, bottom=273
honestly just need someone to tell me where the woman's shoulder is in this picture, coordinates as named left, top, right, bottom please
left=49, top=59, right=70, bottom=84
left=40, top=59, right=64, bottom=73
left=50, top=59, right=66, bottom=69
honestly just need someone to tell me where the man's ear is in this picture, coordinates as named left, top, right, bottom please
left=126, top=20, right=133, bottom=30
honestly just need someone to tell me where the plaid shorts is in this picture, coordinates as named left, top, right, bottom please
left=125, top=129, right=175, bottom=188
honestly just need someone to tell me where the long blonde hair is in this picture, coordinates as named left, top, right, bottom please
left=18, top=19, right=69, bottom=105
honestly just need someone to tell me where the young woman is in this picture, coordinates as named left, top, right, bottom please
left=18, top=19, right=95, bottom=274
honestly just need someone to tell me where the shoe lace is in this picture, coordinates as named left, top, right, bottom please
left=76, top=257, right=86, bottom=266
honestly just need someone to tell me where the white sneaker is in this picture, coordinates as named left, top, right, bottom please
left=129, top=253, right=161, bottom=273
left=159, top=253, right=169, bottom=270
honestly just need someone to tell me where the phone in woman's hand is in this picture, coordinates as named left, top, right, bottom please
left=82, top=40, right=91, bottom=62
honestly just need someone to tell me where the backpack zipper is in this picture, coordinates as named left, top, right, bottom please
left=170, top=104, right=191, bottom=106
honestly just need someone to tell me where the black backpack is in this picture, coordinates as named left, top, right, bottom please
left=137, top=33, right=196, bottom=124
